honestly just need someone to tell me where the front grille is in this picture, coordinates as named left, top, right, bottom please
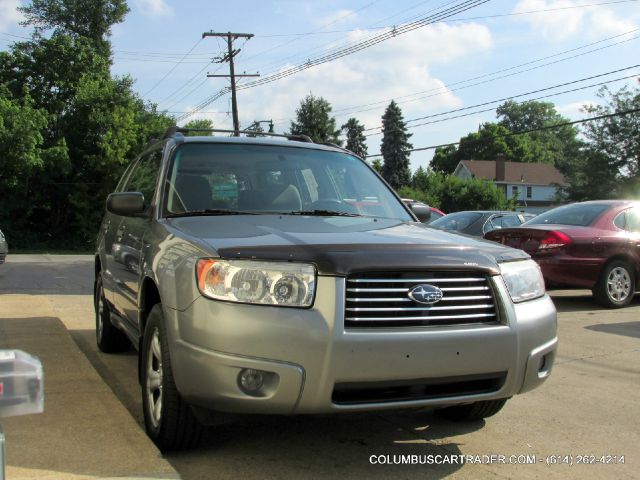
left=332, top=372, right=507, bottom=405
left=345, top=271, right=499, bottom=328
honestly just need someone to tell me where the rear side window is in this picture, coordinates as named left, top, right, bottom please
left=124, top=150, right=163, bottom=204
left=431, top=212, right=482, bottom=231
left=618, top=207, right=640, bottom=232
left=502, top=214, right=522, bottom=228
left=527, top=204, right=609, bottom=227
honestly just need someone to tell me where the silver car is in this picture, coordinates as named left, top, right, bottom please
left=0, top=229, right=7, bottom=264
left=95, top=128, right=557, bottom=451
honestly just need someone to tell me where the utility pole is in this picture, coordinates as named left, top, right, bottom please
left=203, top=31, right=259, bottom=136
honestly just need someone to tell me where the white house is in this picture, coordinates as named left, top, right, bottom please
left=452, top=157, right=567, bottom=214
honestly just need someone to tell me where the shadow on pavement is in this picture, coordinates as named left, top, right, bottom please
left=72, top=328, right=483, bottom=480
left=550, top=291, right=640, bottom=314
left=585, top=321, right=640, bottom=339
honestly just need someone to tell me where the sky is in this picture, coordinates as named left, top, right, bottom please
left=1, top=0, right=639, bottom=171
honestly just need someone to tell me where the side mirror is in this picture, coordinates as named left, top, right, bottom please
left=409, top=203, right=431, bottom=223
left=107, top=192, right=146, bottom=217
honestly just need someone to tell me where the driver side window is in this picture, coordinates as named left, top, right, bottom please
left=124, top=150, right=162, bottom=205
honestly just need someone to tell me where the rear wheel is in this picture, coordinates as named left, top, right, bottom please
left=141, top=304, right=203, bottom=451
left=593, top=260, right=636, bottom=308
left=437, top=398, right=508, bottom=421
left=95, top=274, right=129, bottom=353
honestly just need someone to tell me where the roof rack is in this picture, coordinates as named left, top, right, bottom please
left=161, top=127, right=313, bottom=143
left=318, top=142, right=361, bottom=158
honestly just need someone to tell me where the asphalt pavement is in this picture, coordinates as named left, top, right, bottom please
left=1, top=255, right=639, bottom=479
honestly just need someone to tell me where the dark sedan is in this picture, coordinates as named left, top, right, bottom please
left=484, top=200, right=640, bottom=308
left=430, top=210, right=529, bottom=237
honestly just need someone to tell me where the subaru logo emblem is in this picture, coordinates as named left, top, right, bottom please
left=408, top=284, right=443, bottom=305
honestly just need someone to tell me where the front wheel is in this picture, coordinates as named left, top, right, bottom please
left=593, top=260, right=636, bottom=308
left=141, top=304, right=203, bottom=451
left=436, top=398, right=508, bottom=421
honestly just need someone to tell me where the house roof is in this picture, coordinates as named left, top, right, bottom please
left=458, top=160, right=567, bottom=186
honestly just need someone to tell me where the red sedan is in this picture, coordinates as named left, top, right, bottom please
left=484, top=200, right=640, bottom=308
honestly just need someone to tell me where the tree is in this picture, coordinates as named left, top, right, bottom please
left=380, top=101, right=412, bottom=190
left=397, top=169, right=510, bottom=212
left=290, top=94, right=341, bottom=144
left=341, top=117, right=368, bottom=157
left=19, top=0, right=129, bottom=57
left=184, top=119, right=213, bottom=135
left=0, top=0, right=173, bottom=249
left=582, top=84, right=640, bottom=192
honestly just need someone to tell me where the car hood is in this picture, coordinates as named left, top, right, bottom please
left=166, top=215, right=529, bottom=275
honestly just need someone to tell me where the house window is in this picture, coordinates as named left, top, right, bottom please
left=511, top=186, right=518, bottom=197
left=527, top=186, right=532, bottom=199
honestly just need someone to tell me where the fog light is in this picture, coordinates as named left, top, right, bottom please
left=238, top=368, right=265, bottom=394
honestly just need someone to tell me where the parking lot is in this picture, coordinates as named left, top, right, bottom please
left=1, top=255, right=639, bottom=479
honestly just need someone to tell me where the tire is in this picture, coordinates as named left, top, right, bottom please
left=141, top=304, right=203, bottom=451
left=437, top=398, right=508, bottom=421
left=95, top=274, right=130, bottom=353
left=593, top=260, right=636, bottom=309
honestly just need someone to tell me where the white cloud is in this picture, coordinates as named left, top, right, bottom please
left=513, top=0, right=637, bottom=40
left=0, top=0, right=24, bottom=30
left=134, top=0, right=173, bottom=18
left=196, top=22, right=494, bottom=134
left=557, top=100, right=597, bottom=118
left=314, top=9, right=358, bottom=28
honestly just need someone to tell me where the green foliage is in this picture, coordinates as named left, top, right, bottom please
left=341, top=117, right=368, bottom=158
left=290, top=94, right=341, bottom=144
left=398, top=168, right=509, bottom=212
left=19, top=0, right=129, bottom=56
left=184, top=118, right=213, bottom=135
left=370, top=158, right=383, bottom=173
left=0, top=0, right=173, bottom=249
left=380, top=101, right=412, bottom=189
left=429, top=100, right=583, bottom=177
left=582, top=84, right=640, bottom=190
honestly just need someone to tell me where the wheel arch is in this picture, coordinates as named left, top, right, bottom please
left=139, top=276, right=162, bottom=338
left=600, top=254, right=639, bottom=285
left=94, top=255, right=101, bottom=296
left=138, top=277, right=162, bottom=384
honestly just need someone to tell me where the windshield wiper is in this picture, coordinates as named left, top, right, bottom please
left=284, top=210, right=362, bottom=217
left=166, top=209, right=258, bottom=218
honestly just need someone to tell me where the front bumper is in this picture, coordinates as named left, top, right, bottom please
left=164, top=275, right=557, bottom=415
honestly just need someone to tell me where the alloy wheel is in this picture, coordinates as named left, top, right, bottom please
left=146, top=328, right=163, bottom=429
left=607, top=266, right=631, bottom=303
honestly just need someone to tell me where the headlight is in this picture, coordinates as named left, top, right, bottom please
left=500, top=260, right=545, bottom=303
left=197, top=259, right=316, bottom=307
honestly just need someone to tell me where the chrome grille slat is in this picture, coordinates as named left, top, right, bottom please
left=345, top=271, right=499, bottom=328
left=346, top=304, right=494, bottom=312
left=347, top=294, right=491, bottom=302
left=345, top=313, right=497, bottom=322
left=348, top=277, right=485, bottom=283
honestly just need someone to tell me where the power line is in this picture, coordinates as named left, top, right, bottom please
left=238, top=0, right=490, bottom=90
left=366, top=73, right=639, bottom=135
left=251, top=0, right=639, bottom=38
left=142, top=38, right=203, bottom=97
left=365, top=107, right=640, bottom=157
left=179, top=0, right=490, bottom=120
left=265, top=29, right=639, bottom=127
left=362, top=65, right=640, bottom=135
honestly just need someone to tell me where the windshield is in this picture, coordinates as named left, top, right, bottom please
left=163, top=143, right=412, bottom=221
left=526, top=203, right=609, bottom=226
left=430, top=211, right=482, bottom=231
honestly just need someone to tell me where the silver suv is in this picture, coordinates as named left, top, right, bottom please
left=95, top=128, right=557, bottom=451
